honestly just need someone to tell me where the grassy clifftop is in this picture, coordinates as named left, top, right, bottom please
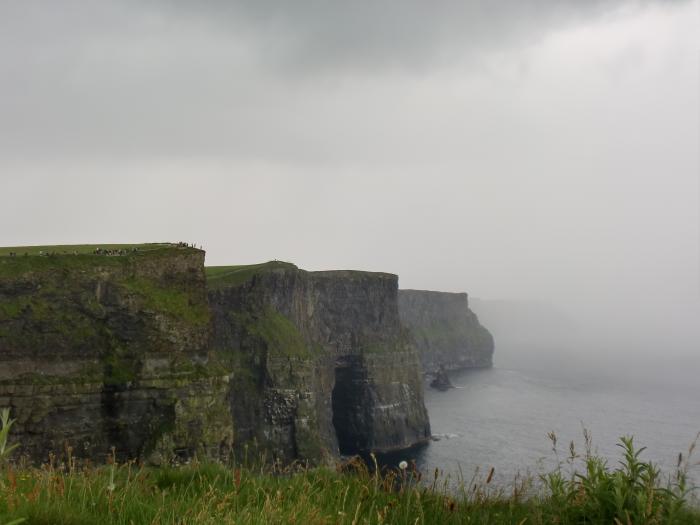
left=0, top=242, right=209, bottom=338
left=206, top=261, right=298, bottom=290
left=205, top=262, right=398, bottom=290
left=0, top=243, right=203, bottom=279
left=0, top=242, right=175, bottom=256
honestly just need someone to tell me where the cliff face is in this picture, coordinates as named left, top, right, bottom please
left=398, top=290, right=494, bottom=372
left=1, top=248, right=430, bottom=465
left=208, top=264, right=431, bottom=464
left=0, top=245, right=233, bottom=463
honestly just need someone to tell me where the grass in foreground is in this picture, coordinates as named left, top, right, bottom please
left=0, top=435, right=698, bottom=524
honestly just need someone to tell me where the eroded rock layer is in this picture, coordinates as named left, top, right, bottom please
left=0, top=245, right=233, bottom=463
left=1, top=249, right=431, bottom=465
left=208, top=264, right=431, bottom=464
left=398, top=290, right=494, bottom=372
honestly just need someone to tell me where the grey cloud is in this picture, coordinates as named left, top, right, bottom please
left=152, top=0, right=682, bottom=71
left=0, top=0, right=689, bottom=159
left=0, top=0, right=697, bottom=364
left=0, top=0, right=688, bottom=161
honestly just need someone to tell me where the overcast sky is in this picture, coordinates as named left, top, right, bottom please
left=1, top=1, right=698, bottom=356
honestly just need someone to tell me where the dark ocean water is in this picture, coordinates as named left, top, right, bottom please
left=379, top=365, right=700, bottom=490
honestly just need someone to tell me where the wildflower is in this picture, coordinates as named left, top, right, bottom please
left=398, top=461, right=408, bottom=470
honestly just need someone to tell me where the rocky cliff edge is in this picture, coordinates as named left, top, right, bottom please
left=208, top=262, right=431, bottom=464
left=398, top=289, right=494, bottom=373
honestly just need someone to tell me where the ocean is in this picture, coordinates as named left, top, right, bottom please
left=379, top=364, right=700, bottom=490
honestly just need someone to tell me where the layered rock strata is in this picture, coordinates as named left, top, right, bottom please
left=398, top=290, right=494, bottom=372
left=208, top=263, right=431, bottom=464
left=0, top=245, right=233, bottom=463
left=0, top=248, right=431, bottom=465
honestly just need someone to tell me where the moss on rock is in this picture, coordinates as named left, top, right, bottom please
left=0, top=243, right=232, bottom=463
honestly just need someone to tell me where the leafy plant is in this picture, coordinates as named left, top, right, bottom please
left=0, top=409, right=25, bottom=525
left=0, top=409, right=18, bottom=465
left=541, top=434, right=696, bottom=524
left=0, top=432, right=697, bottom=524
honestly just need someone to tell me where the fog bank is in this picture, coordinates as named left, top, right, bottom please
left=1, top=1, right=697, bottom=368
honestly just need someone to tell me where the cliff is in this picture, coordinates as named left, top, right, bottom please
left=0, top=247, right=430, bottom=465
left=398, top=290, right=494, bottom=372
left=0, top=244, right=233, bottom=463
left=208, top=263, right=431, bottom=464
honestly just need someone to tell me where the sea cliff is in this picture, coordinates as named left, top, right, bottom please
left=398, top=289, right=494, bottom=372
left=0, top=244, right=233, bottom=463
left=0, top=246, right=430, bottom=465
left=208, top=263, right=431, bottom=464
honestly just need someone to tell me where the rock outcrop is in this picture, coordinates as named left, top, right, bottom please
left=0, top=247, right=430, bottom=465
left=0, top=245, right=233, bottom=463
left=429, top=365, right=453, bottom=391
left=208, top=263, right=431, bottom=464
left=398, top=290, right=494, bottom=373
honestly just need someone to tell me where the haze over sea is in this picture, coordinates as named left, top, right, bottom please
left=381, top=300, right=700, bottom=490
left=413, top=364, right=700, bottom=487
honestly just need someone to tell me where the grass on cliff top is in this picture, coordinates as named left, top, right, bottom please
left=0, top=435, right=698, bottom=525
left=206, top=262, right=396, bottom=290
left=0, top=243, right=181, bottom=257
left=311, top=269, right=397, bottom=280
left=206, top=261, right=298, bottom=289
left=0, top=243, right=201, bottom=278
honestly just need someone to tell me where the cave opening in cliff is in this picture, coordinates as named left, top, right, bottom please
left=332, top=356, right=369, bottom=455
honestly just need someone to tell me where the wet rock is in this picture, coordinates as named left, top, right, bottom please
left=429, top=366, right=453, bottom=391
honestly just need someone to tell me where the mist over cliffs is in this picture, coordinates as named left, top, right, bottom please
left=398, top=290, right=494, bottom=372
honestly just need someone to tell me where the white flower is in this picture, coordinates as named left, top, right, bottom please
left=398, top=461, right=408, bottom=470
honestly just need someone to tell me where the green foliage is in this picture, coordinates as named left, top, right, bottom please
left=0, top=411, right=26, bottom=524
left=121, top=277, right=210, bottom=326
left=102, top=350, right=140, bottom=386
left=0, top=409, right=18, bottom=466
left=0, top=296, right=102, bottom=348
left=205, top=261, right=297, bottom=289
left=0, top=242, right=211, bottom=391
left=542, top=435, right=698, bottom=524
left=238, top=308, right=311, bottom=358
left=0, top=243, right=174, bottom=257
left=0, top=243, right=198, bottom=280
left=0, top=298, right=29, bottom=320
left=0, top=436, right=697, bottom=524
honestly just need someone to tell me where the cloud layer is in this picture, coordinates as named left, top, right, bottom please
left=1, top=0, right=698, bottom=358
left=0, top=0, right=689, bottom=157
